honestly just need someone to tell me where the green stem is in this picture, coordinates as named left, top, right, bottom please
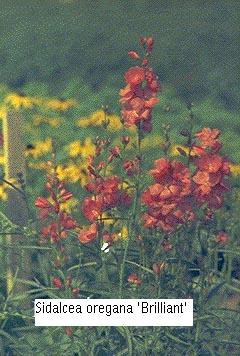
left=118, top=124, right=142, bottom=298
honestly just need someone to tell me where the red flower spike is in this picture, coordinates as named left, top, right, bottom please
left=142, top=128, right=230, bottom=233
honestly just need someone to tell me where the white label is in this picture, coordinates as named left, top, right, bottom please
left=35, top=299, right=193, bottom=326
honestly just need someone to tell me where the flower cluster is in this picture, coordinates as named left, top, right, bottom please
left=192, top=128, right=230, bottom=209
left=142, top=158, right=194, bottom=232
left=35, top=167, right=77, bottom=243
left=142, top=128, right=230, bottom=232
left=120, top=37, right=160, bottom=132
left=78, top=155, right=132, bottom=244
left=76, top=109, right=122, bottom=131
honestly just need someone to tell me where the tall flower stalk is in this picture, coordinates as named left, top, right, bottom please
left=118, top=37, right=160, bottom=297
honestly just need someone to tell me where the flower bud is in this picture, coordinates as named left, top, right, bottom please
left=72, top=288, right=80, bottom=296
left=215, top=231, right=229, bottom=244
left=128, top=273, right=142, bottom=286
left=121, top=135, right=130, bottom=145
left=153, top=262, right=167, bottom=275
left=52, top=277, right=63, bottom=289
left=128, top=51, right=140, bottom=60
left=180, top=129, right=190, bottom=137
left=65, top=327, right=73, bottom=337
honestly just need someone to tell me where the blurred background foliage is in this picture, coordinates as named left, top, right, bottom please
left=0, top=0, right=239, bottom=110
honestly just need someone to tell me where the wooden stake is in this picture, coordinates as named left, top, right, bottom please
left=2, top=110, right=31, bottom=306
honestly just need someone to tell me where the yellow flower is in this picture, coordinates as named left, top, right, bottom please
left=4, top=93, right=40, bottom=110
left=68, top=141, right=82, bottom=157
left=48, top=117, right=62, bottom=127
left=0, top=155, right=5, bottom=165
left=76, top=111, right=122, bottom=131
left=56, top=163, right=80, bottom=183
left=171, top=144, right=188, bottom=156
left=33, top=115, right=62, bottom=127
left=117, top=225, right=128, bottom=240
left=44, top=98, right=77, bottom=111
left=25, top=138, right=52, bottom=159
left=60, top=198, right=78, bottom=213
left=56, top=161, right=89, bottom=186
left=101, top=212, right=115, bottom=225
left=79, top=138, right=95, bottom=158
left=0, top=105, right=7, bottom=120
left=76, top=116, right=91, bottom=128
left=67, top=138, right=95, bottom=158
left=230, top=164, right=240, bottom=176
left=107, top=115, right=122, bottom=131
left=33, top=115, right=44, bottom=126
left=170, top=144, right=200, bottom=157
left=90, top=110, right=105, bottom=125
left=0, top=184, right=8, bottom=200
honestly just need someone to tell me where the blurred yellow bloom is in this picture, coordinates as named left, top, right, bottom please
left=91, top=110, right=105, bottom=125
left=48, top=117, right=62, bottom=127
left=171, top=144, right=188, bottom=156
left=32, top=115, right=43, bottom=126
left=4, top=93, right=40, bottom=110
left=67, top=138, right=95, bottom=158
left=107, top=114, right=122, bottom=131
left=101, top=212, right=115, bottom=225
left=170, top=144, right=200, bottom=157
left=76, top=110, right=122, bottom=131
left=230, top=164, right=240, bottom=176
left=56, top=161, right=89, bottom=186
left=0, top=105, right=7, bottom=120
left=33, top=115, right=62, bottom=127
left=79, top=138, right=95, bottom=158
left=44, top=98, right=77, bottom=111
left=25, top=138, right=52, bottom=158
left=56, top=163, right=80, bottom=183
left=75, top=116, right=91, bottom=128
left=0, top=184, right=8, bottom=200
left=0, top=155, right=5, bottom=165
left=118, top=225, right=128, bottom=240
left=68, top=141, right=82, bottom=157
left=60, top=198, right=78, bottom=213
